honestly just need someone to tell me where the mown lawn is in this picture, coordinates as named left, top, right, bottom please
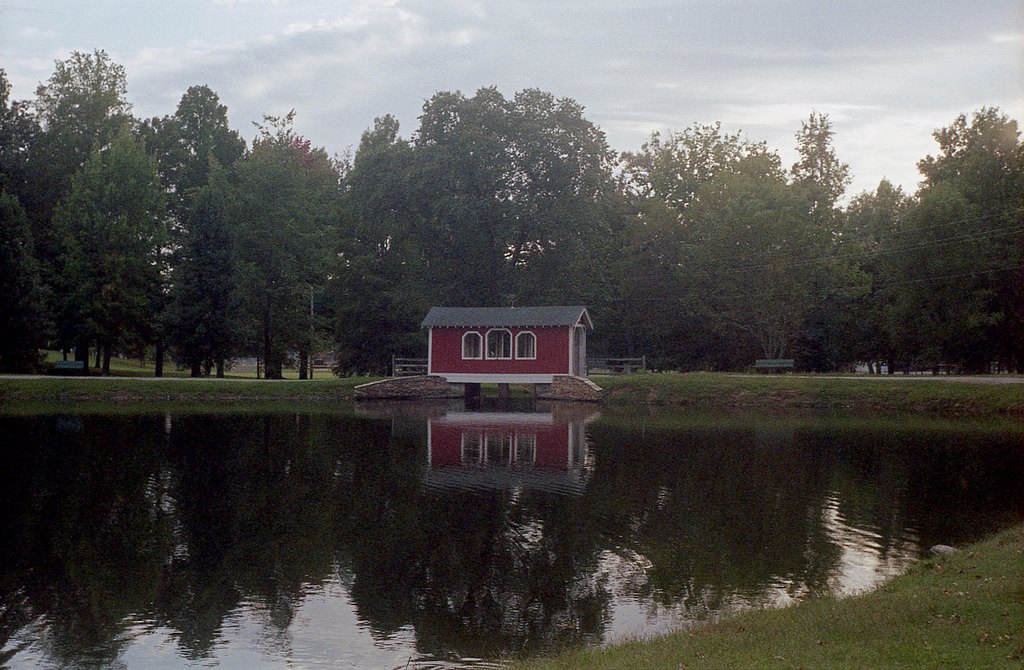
left=595, top=371, right=1024, bottom=416
left=3, top=370, right=1023, bottom=416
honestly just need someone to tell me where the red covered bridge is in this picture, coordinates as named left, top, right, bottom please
left=422, top=306, right=593, bottom=384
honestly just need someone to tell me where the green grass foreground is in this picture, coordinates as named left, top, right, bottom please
left=515, top=524, right=1024, bottom=670
left=596, top=372, right=1024, bottom=416
left=1, top=371, right=1023, bottom=415
left=0, top=375, right=379, bottom=407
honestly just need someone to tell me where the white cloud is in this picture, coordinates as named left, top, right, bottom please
left=990, top=31, right=1024, bottom=44
left=212, top=0, right=280, bottom=5
left=20, top=26, right=59, bottom=40
left=3, top=0, right=1020, bottom=197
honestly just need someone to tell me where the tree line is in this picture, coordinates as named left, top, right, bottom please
left=1, top=50, right=1022, bottom=376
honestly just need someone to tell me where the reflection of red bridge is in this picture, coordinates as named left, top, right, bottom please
left=426, top=412, right=593, bottom=494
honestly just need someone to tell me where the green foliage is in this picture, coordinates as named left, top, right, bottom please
left=145, top=86, right=247, bottom=376
left=330, top=116, right=426, bottom=374
left=0, top=69, right=39, bottom=197
left=0, top=190, right=48, bottom=371
left=51, top=128, right=166, bottom=366
left=912, top=109, right=1024, bottom=371
left=32, top=50, right=132, bottom=175
left=230, top=112, right=340, bottom=378
left=619, top=119, right=857, bottom=368
left=29, top=49, right=134, bottom=238
left=168, top=183, right=238, bottom=375
left=792, top=110, right=851, bottom=210
left=3, top=55, right=1024, bottom=376
left=411, top=87, right=616, bottom=306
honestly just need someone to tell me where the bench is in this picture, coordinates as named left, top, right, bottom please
left=754, top=358, right=794, bottom=373
left=587, top=357, right=647, bottom=375
left=52, top=360, right=87, bottom=375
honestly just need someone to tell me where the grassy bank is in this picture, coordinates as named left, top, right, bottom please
left=596, top=372, right=1024, bottom=416
left=1, top=371, right=1022, bottom=415
left=515, top=524, right=1024, bottom=670
left=0, top=375, right=377, bottom=405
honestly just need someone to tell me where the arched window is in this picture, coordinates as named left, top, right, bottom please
left=515, top=331, right=536, bottom=359
left=486, top=329, right=512, bottom=359
left=462, top=331, right=482, bottom=359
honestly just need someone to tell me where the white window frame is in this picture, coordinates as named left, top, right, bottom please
left=462, top=331, right=483, bottom=359
left=485, top=328, right=513, bottom=360
left=515, top=331, right=536, bottom=360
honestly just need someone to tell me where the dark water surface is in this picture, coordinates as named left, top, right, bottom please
left=0, top=401, right=1021, bottom=669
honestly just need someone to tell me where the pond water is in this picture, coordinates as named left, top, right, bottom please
left=0, top=400, right=1021, bottom=669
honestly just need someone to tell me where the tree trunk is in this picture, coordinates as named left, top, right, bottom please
left=299, top=350, right=308, bottom=380
left=262, top=309, right=282, bottom=379
left=155, top=342, right=164, bottom=377
left=191, top=360, right=201, bottom=377
left=102, top=341, right=112, bottom=375
left=216, top=359, right=225, bottom=378
left=74, top=337, right=89, bottom=363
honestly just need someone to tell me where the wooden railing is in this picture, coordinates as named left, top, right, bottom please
left=391, top=356, right=428, bottom=377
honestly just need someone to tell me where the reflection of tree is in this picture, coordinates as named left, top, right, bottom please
left=583, top=422, right=841, bottom=611
left=335, top=413, right=611, bottom=659
left=2, top=412, right=1022, bottom=667
left=0, top=414, right=169, bottom=666
left=347, top=490, right=611, bottom=659
left=827, top=426, right=1024, bottom=550
left=158, top=413, right=373, bottom=657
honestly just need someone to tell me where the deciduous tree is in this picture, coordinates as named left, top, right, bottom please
left=911, top=108, right=1024, bottom=371
left=52, top=128, right=166, bottom=371
left=230, top=112, right=338, bottom=379
left=411, top=87, right=615, bottom=306
left=0, top=190, right=48, bottom=371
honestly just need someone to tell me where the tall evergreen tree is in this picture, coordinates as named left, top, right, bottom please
left=169, top=181, right=238, bottom=376
left=330, top=116, right=426, bottom=375
left=142, top=86, right=246, bottom=375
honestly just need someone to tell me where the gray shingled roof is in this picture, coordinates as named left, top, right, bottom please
left=421, top=306, right=592, bottom=329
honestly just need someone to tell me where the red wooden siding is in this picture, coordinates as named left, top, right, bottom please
left=429, top=326, right=570, bottom=376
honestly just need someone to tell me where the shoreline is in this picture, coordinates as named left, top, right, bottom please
left=2, top=372, right=1023, bottom=416
left=513, top=523, right=1024, bottom=669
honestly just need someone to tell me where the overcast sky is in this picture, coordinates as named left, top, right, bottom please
left=2, top=0, right=1021, bottom=197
